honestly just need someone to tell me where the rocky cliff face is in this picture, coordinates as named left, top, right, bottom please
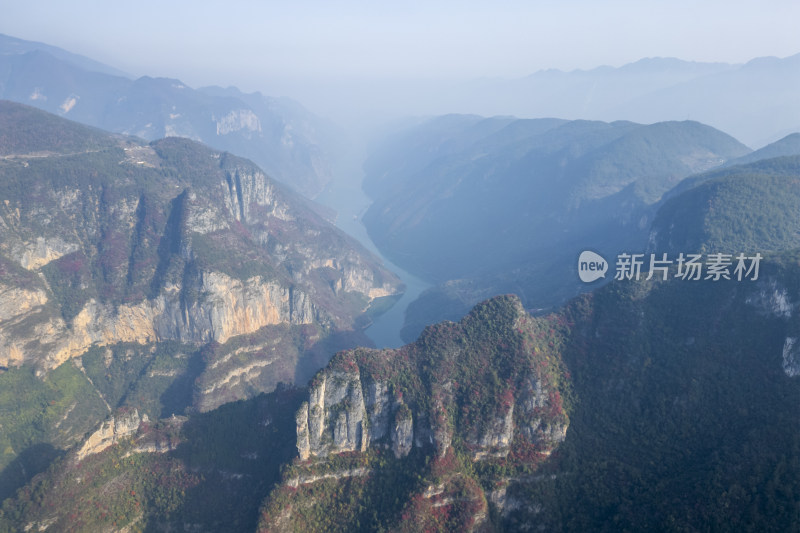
left=0, top=104, right=401, bottom=378
left=263, top=295, right=571, bottom=531
left=741, top=276, right=800, bottom=377
left=8, top=259, right=800, bottom=532
left=295, top=361, right=567, bottom=464
left=75, top=409, right=144, bottom=461
left=0, top=271, right=317, bottom=370
left=264, top=256, right=800, bottom=532
left=0, top=101, right=402, bottom=501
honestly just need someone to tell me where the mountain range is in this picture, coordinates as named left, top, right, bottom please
left=0, top=33, right=339, bottom=198
left=362, top=114, right=763, bottom=341
left=438, top=54, right=800, bottom=148
left=0, top=33, right=799, bottom=533
left=4, top=152, right=800, bottom=528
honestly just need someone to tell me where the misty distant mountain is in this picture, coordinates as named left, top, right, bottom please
left=607, top=54, right=800, bottom=148
left=0, top=33, right=130, bottom=78
left=447, top=55, right=799, bottom=148
left=362, top=115, right=751, bottom=340
left=0, top=33, right=340, bottom=197
left=453, top=57, right=733, bottom=118
left=726, top=133, right=800, bottom=166
left=659, top=133, right=800, bottom=202
left=364, top=115, right=749, bottom=280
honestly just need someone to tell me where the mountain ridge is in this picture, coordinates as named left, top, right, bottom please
left=0, top=36, right=339, bottom=197
left=0, top=33, right=131, bottom=78
left=362, top=114, right=750, bottom=341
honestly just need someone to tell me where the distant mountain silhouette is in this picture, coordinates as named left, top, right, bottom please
left=0, top=34, right=341, bottom=197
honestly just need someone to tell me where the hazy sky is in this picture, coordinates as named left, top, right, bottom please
left=3, top=0, right=799, bottom=122
left=5, top=0, right=800, bottom=81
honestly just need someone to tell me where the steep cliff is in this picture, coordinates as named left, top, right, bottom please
left=294, top=333, right=568, bottom=465
left=75, top=408, right=144, bottom=461
left=260, top=263, right=800, bottom=533
left=0, top=101, right=399, bottom=367
left=0, top=101, right=401, bottom=494
left=260, top=294, right=572, bottom=532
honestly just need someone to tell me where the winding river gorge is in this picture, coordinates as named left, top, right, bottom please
left=316, top=176, right=430, bottom=348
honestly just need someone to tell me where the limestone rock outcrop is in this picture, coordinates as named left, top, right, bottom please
left=269, top=295, right=572, bottom=532
left=294, top=295, right=570, bottom=464
left=0, top=106, right=402, bottom=374
left=76, top=409, right=143, bottom=461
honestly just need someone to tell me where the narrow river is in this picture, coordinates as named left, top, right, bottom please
left=315, top=179, right=431, bottom=349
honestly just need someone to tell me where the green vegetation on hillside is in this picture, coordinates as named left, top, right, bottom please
left=517, top=260, right=800, bottom=531
left=0, top=387, right=304, bottom=532
left=3, top=267, right=799, bottom=531
left=363, top=115, right=753, bottom=345
left=259, top=261, right=800, bottom=532
left=80, top=342, right=202, bottom=419
left=0, top=100, right=117, bottom=156
left=0, top=363, right=108, bottom=502
left=654, top=156, right=800, bottom=254
left=362, top=116, right=749, bottom=283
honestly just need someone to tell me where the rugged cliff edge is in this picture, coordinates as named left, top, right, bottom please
left=0, top=101, right=401, bottom=495
left=0, top=101, right=399, bottom=370
left=259, top=294, right=572, bottom=532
